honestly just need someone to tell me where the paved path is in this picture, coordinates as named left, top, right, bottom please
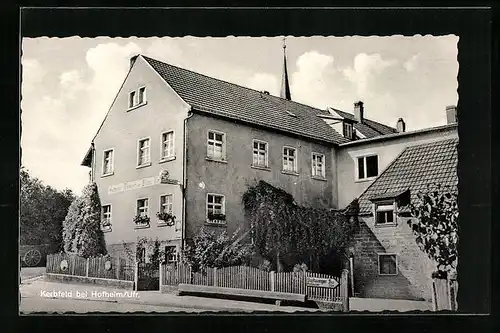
left=20, top=267, right=46, bottom=281
left=20, top=278, right=320, bottom=313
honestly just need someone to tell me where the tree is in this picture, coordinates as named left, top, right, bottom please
left=62, top=182, right=106, bottom=258
left=409, top=183, right=459, bottom=278
left=242, top=180, right=358, bottom=272
left=181, top=227, right=254, bottom=272
left=20, top=167, right=75, bottom=251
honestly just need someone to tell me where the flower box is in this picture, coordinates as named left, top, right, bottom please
left=207, top=212, right=226, bottom=224
left=133, top=215, right=150, bottom=226
left=156, top=211, right=176, bottom=225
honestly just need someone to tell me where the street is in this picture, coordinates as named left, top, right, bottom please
left=20, top=277, right=319, bottom=313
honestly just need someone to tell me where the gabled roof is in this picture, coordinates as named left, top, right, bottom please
left=356, top=138, right=459, bottom=215
left=142, top=56, right=349, bottom=145
left=332, top=109, right=398, bottom=138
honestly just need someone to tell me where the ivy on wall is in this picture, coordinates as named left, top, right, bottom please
left=242, top=180, right=359, bottom=271
left=409, top=183, right=459, bottom=278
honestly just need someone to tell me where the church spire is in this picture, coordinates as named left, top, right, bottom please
left=280, top=36, right=292, bottom=101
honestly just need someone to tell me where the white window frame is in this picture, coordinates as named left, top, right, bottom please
left=378, top=253, right=398, bottom=276
left=343, top=122, right=353, bottom=139
left=101, top=204, right=112, bottom=230
left=356, top=154, right=379, bottom=181
left=206, top=130, right=226, bottom=161
left=206, top=193, right=226, bottom=224
left=374, top=201, right=397, bottom=226
left=159, top=194, right=174, bottom=214
left=136, top=197, right=150, bottom=218
left=102, top=148, right=114, bottom=176
left=252, top=139, right=269, bottom=168
left=128, top=86, right=147, bottom=109
left=311, top=152, right=326, bottom=178
left=137, top=137, right=151, bottom=167
left=160, top=130, right=175, bottom=161
left=282, top=146, right=298, bottom=173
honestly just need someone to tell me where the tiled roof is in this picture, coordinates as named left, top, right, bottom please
left=333, top=109, right=398, bottom=138
left=143, top=56, right=350, bottom=145
left=356, top=138, right=459, bottom=215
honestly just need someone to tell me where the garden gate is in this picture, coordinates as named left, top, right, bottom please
left=137, top=262, right=160, bottom=291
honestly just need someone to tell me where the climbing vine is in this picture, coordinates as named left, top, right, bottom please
left=242, top=180, right=358, bottom=271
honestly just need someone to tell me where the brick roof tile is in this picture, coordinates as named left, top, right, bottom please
left=143, top=56, right=350, bottom=145
left=356, top=138, right=459, bottom=215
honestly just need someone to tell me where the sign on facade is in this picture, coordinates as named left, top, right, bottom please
left=306, top=276, right=339, bottom=288
left=108, top=174, right=179, bottom=195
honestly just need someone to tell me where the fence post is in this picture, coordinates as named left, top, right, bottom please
left=213, top=267, right=218, bottom=287
left=86, top=258, right=90, bottom=277
left=159, top=261, right=163, bottom=291
left=341, top=269, right=349, bottom=312
left=71, top=255, right=75, bottom=276
left=270, top=271, right=275, bottom=292
left=116, top=257, right=120, bottom=280
left=134, top=261, right=139, bottom=291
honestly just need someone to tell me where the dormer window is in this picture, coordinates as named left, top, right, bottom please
left=343, top=122, right=353, bottom=139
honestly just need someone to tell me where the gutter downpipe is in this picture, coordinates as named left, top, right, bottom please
left=181, top=107, right=194, bottom=252
left=91, top=142, right=96, bottom=183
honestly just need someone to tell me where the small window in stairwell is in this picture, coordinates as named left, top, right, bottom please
left=379, top=254, right=398, bottom=275
left=357, top=154, right=378, bottom=180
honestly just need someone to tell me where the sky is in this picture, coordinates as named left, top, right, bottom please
left=21, top=36, right=458, bottom=195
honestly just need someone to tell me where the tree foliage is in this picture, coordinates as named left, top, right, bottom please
left=242, top=180, right=358, bottom=271
left=62, top=182, right=106, bottom=258
left=409, top=183, right=458, bottom=277
left=20, top=167, right=75, bottom=250
left=181, top=227, right=255, bottom=272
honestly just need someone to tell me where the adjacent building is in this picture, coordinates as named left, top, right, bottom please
left=80, top=48, right=458, bottom=301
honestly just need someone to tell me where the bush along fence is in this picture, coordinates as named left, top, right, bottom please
left=46, top=253, right=135, bottom=289
left=160, top=263, right=349, bottom=310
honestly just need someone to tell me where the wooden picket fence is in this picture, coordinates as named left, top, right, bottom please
left=46, top=253, right=135, bottom=281
left=160, top=263, right=347, bottom=304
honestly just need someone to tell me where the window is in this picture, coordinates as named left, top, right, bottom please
left=101, top=205, right=112, bottom=230
left=357, top=155, right=378, bottom=180
left=283, top=147, right=297, bottom=172
left=161, top=131, right=175, bottom=159
left=375, top=202, right=395, bottom=225
left=137, top=138, right=151, bottom=166
left=138, top=87, right=146, bottom=105
left=207, top=131, right=225, bottom=161
left=165, top=246, right=177, bottom=264
left=102, top=149, right=114, bottom=175
left=129, top=91, right=136, bottom=108
left=312, top=152, right=325, bottom=178
left=160, top=194, right=173, bottom=214
left=129, top=87, right=146, bottom=109
left=343, top=122, right=353, bottom=139
left=252, top=140, right=268, bottom=167
left=137, top=198, right=149, bottom=217
left=138, top=247, right=146, bottom=263
left=379, top=254, right=398, bottom=275
left=206, top=194, right=225, bottom=224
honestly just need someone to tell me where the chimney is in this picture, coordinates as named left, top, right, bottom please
left=396, top=118, right=406, bottom=132
left=354, top=101, right=364, bottom=123
left=446, top=105, right=458, bottom=124
left=130, top=55, right=139, bottom=69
